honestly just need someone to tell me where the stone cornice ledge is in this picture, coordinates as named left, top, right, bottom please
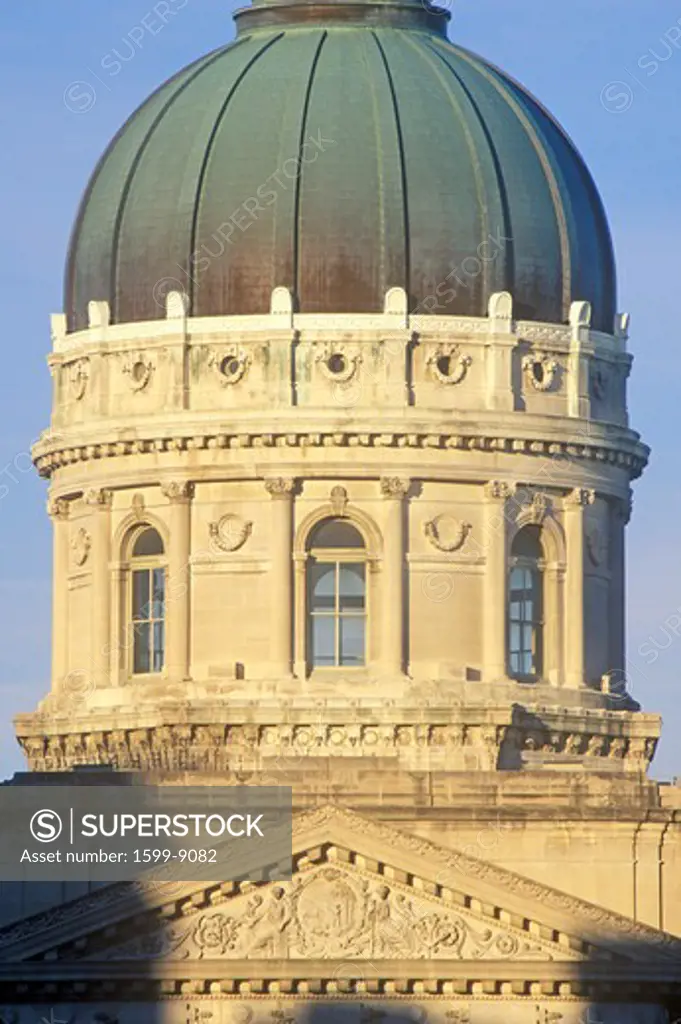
left=32, top=422, right=649, bottom=480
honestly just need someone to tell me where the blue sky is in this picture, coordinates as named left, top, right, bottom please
left=1, top=0, right=680, bottom=780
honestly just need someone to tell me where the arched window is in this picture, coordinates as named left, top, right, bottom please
left=307, top=519, right=367, bottom=669
left=129, top=526, right=166, bottom=675
left=508, top=525, right=543, bottom=681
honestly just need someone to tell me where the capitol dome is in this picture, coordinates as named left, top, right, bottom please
left=65, top=0, right=616, bottom=333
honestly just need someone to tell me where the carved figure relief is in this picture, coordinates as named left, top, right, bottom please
left=70, top=526, right=91, bottom=567
left=426, top=344, right=472, bottom=385
left=209, top=513, right=253, bottom=552
left=209, top=348, right=251, bottom=386
left=424, top=514, right=471, bottom=552
left=522, top=353, right=560, bottom=392
left=101, top=863, right=554, bottom=963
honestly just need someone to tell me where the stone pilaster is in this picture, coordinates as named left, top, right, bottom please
left=84, top=488, right=113, bottom=688
left=482, top=481, right=513, bottom=682
left=161, top=479, right=194, bottom=681
left=564, top=487, right=595, bottom=688
left=265, top=477, right=295, bottom=677
left=47, top=496, right=69, bottom=691
left=380, top=477, right=409, bottom=676
left=608, top=491, right=631, bottom=688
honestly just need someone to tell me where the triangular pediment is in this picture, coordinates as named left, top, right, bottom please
left=0, top=805, right=679, bottom=973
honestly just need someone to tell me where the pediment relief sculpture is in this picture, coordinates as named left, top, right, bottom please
left=98, top=862, right=559, bottom=963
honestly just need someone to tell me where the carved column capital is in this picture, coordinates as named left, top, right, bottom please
left=565, top=487, right=596, bottom=508
left=380, top=476, right=410, bottom=500
left=47, top=496, right=69, bottom=520
left=84, top=488, right=113, bottom=509
left=483, top=480, right=514, bottom=502
left=161, top=479, right=195, bottom=503
left=265, top=477, right=296, bottom=499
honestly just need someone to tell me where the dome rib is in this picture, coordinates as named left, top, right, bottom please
left=451, top=45, right=573, bottom=321
left=187, top=32, right=286, bottom=316
left=109, top=45, right=237, bottom=323
left=423, top=40, right=515, bottom=299
left=406, top=34, right=493, bottom=303
left=293, top=31, right=328, bottom=309
left=371, top=30, right=411, bottom=308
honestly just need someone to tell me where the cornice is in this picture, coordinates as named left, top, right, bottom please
left=33, top=425, right=649, bottom=481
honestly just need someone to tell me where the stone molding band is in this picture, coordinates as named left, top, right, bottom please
left=33, top=429, right=648, bottom=479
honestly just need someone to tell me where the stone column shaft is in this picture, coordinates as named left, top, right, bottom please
left=162, top=481, right=193, bottom=681
left=266, top=478, right=295, bottom=677
left=85, top=488, right=113, bottom=688
left=483, top=481, right=512, bottom=682
left=48, top=497, right=69, bottom=689
left=564, top=487, right=595, bottom=688
left=380, top=477, right=409, bottom=676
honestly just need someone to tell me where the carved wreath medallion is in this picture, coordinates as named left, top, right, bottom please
left=209, top=348, right=251, bottom=386
left=586, top=525, right=607, bottom=567
left=66, top=357, right=90, bottom=401
left=315, top=343, right=362, bottom=383
left=591, top=364, right=608, bottom=400
left=71, top=526, right=91, bottom=567
left=424, top=514, right=471, bottom=552
left=209, top=513, right=253, bottom=552
left=426, top=344, right=472, bottom=385
left=123, top=353, right=154, bottom=391
left=522, top=353, right=560, bottom=392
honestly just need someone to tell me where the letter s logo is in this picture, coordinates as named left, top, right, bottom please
left=30, top=809, right=63, bottom=843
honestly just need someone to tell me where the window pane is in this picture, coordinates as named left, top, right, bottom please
left=339, top=615, right=365, bottom=666
left=310, top=564, right=336, bottom=612
left=338, top=563, right=365, bottom=611
left=311, top=615, right=335, bottom=667
left=132, top=570, right=150, bottom=621
left=133, top=622, right=151, bottom=674
left=132, top=528, right=164, bottom=557
left=152, top=621, right=165, bottom=673
left=309, top=520, right=364, bottom=550
left=152, top=568, right=165, bottom=618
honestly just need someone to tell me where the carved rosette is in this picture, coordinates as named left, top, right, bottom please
left=380, top=477, right=409, bottom=500
left=522, top=352, right=560, bottom=392
left=209, top=514, right=253, bottom=553
left=70, top=526, right=92, bottom=567
left=424, top=514, right=471, bottom=552
left=265, top=477, right=296, bottom=500
left=426, top=344, right=472, bottom=385
left=209, top=347, right=251, bottom=386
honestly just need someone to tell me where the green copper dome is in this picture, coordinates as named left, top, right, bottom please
left=65, top=0, right=616, bottom=333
